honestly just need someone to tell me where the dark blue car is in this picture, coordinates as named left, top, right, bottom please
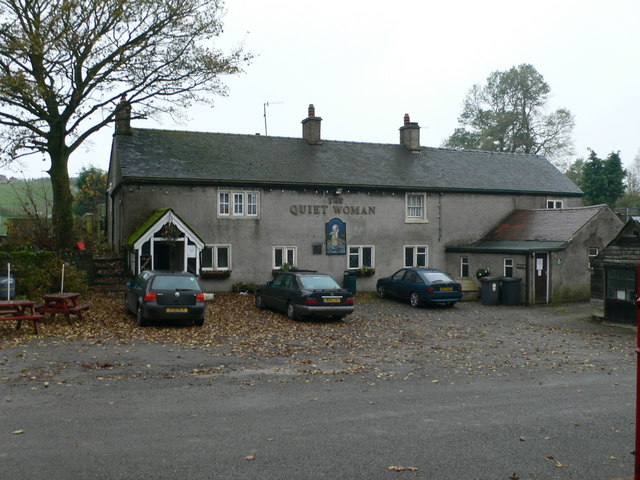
left=376, top=267, right=462, bottom=307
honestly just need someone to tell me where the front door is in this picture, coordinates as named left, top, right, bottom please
left=153, top=240, right=184, bottom=271
left=534, top=253, right=548, bottom=303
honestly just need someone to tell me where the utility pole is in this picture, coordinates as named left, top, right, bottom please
left=263, top=101, right=283, bottom=136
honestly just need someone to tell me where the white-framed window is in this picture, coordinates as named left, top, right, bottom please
left=218, top=190, right=259, bottom=218
left=348, top=246, right=375, bottom=269
left=202, top=244, right=231, bottom=271
left=273, top=246, right=297, bottom=269
left=547, top=199, right=563, bottom=209
left=460, top=256, right=469, bottom=277
left=404, top=245, right=428, bottom=267
left=588, top=247, right=599, bottom=258
left=247, top=193, right=258, bottom=216
left=218, top=192, right=230, bottom=216
left=405, top=193, right=427, bottom=223
left=504, top=258, right=514, bottom=277
left=233, top=193, right=244, bottom=216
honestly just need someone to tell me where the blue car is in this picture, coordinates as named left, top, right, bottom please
left=376, top=268, right=462, bottom=307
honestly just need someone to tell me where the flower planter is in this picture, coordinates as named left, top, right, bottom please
left=200, top=270, right=231, bottom=280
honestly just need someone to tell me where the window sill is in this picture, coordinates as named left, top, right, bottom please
left=404, top=218, right=429, bottom=224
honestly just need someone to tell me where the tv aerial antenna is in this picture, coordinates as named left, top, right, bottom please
left=263, top=101, right=283, bottom=136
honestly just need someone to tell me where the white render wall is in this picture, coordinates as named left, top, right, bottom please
left=114, top=184, right=582, bottom=291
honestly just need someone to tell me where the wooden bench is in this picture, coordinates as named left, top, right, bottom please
left=0, top=314, right=45, bottom=335
left=37, top=295, right=91, bottom=321
left=0, top=300, right=44, bottom=335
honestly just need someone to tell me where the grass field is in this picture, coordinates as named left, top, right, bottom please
left=0, top=178, right=53, bottom=215
left=0, top=178, right=54, bottom=234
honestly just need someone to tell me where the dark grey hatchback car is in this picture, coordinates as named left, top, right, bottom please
left=125, top=270, right=206, bottom=327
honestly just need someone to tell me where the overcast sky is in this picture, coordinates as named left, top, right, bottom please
left=2, top=0, right=639, bottom=179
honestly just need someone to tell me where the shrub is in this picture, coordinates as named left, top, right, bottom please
left=232, top=281, right=258, bottom=294
left=0, top=247, right=90, bottom=299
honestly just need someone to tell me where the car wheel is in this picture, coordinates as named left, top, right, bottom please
left=255, top=294, right=265, bottom=309
left=377, top=285, right=386, bottom=298
left=136, top=304, right=148, bottom=327
left=194, top=317, right=204, bottom=327
left=409, top=292, right=422, bottom=308
left=445, top=301, right=456, bottom=308
left=287, top=302, right=299, bottom=320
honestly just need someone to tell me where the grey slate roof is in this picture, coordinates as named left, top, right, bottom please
left=113, top=128, right=583, bottom=195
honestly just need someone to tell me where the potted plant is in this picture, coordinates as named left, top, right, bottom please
left=200, top=270, right=231, bottom=280
left=475, top=267, right=490, bottom=279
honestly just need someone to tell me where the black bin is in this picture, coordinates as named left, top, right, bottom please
left=500, top=277, right=522, bottom=306
left=343, top=271, right=357, bottom=294
left=479, top=276, right=501, bottom=305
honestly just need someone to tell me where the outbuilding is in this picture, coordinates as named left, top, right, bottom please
left=590, top=219, right=640, bottom=324
left=446, top=205, right=623, bottom=304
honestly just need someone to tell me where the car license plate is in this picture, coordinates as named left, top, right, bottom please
left=323, top=297, right=340, bottom=303
left=166, top=307, right=188, bottom=313
left=439, top=287, right=453, bottom=291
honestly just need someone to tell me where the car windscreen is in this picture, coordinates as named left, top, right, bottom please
left=299, top=275, right=340, bottom=290
left=422, top=272, right=454, bottom=283
left=151, top=275, right=200, bottom=290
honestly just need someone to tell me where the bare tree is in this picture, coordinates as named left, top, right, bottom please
left=0, top=0, right=250, bottom=248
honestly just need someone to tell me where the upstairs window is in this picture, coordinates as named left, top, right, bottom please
left=405, top=193, right=427, bottom=223
left=547, top=199, right=563, bottom=209
left=218, top=190, right=259, bottom=218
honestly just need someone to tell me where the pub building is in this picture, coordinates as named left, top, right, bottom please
left=107, top=102, right=621, bottom=304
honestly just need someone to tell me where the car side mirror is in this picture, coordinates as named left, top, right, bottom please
left=124, top=281, right=132, bottom=287
left=266, top=281, right=273, bottom=287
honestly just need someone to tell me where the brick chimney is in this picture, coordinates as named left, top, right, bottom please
left=302, top=104, right=322, bottom=145
left=399, top=113, right=420, bottom=151
left=114, top=94, right=132, bottom=136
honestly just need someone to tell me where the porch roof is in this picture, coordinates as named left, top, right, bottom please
left=446, top=240, right=568, bottom=254
left=124, top=208, right=204, bottom=247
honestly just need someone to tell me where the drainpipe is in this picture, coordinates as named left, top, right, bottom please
left=438, top=193, right=443, bottom=242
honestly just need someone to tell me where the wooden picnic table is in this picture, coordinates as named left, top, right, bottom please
left=37, top=292, right=90, bottom=321
left=0, top=300, right=45, bottom=335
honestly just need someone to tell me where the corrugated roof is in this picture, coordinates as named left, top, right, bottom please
left=113, top=129, right=583, bottom=195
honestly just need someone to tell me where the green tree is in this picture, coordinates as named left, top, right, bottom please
left=581, top=150, right=626, bottom=206
left=564, top=158, right=585, bottom=190
left=73, top=167, right=107, bottom=216
left=616, top=149, right=640, bottom=208
left=0, top=0, right=250, bottom=249
left=443, top=64, right=574, bottom=164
